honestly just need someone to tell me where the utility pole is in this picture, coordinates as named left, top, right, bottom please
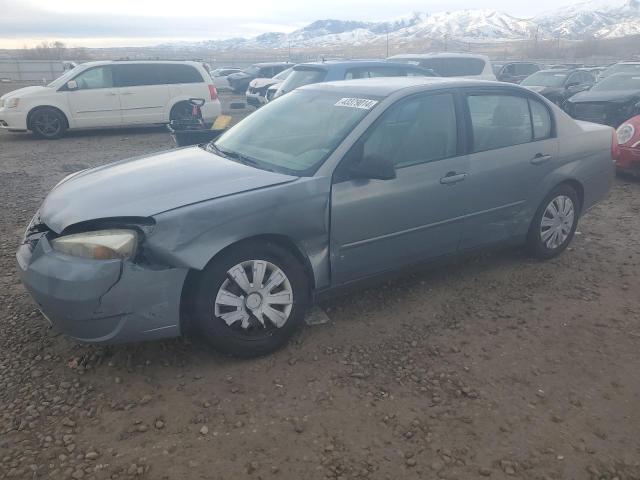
left=386, top=28, right=389, bottom=58
left=288, top=41, right=291, bottom=62
left=444, top=34, right=449, bottom=52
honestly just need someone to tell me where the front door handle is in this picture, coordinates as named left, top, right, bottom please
left=105, top=92, right=117, bottom=96
left=531, top=153, right=552, bottom=165
left=440, top=172, right=468, bottom=185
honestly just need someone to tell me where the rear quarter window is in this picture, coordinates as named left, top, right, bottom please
left=164, top=64, right=204, bottom=84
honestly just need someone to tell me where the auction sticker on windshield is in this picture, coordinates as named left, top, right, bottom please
left=335, top=98, right=378, bottom=110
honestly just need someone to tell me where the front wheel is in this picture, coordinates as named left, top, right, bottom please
left=30, top=108, right=67, bottom=139
left=526, top=184, right=580, bottom=259
left=188, top=242, right=310, bottom=357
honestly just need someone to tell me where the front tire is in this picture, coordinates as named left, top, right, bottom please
left=188, top=241, right=310, bottom=358
left=29, top=107, right=67, bottom=139
left=526, top=184, right=580, bottom=259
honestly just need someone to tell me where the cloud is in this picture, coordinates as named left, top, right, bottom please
left=0, top=0, right=598, bottom=48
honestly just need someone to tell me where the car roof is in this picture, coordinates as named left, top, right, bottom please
left=78, top=60, right=204, bottom=67
left=292, top=60, right=424, bottom=70
left=387, top=52, right=490, bottom=61
left=251, top=62, right=291, bottom=67
left=535, top=69, right=573, bottom=74
left=298, top=76, right=506, bottom=97
left=494, top=60, right=538, bottom=64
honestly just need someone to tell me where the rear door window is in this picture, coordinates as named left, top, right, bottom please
left=467, top=94, right=533, bottom=152
left=114, top=64, right=164, bottom=87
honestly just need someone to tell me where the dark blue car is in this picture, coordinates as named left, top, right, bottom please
left=271, top=60, right=436, bottom=100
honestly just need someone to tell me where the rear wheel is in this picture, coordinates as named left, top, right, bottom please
left=29, top=108, right=67, bottom=139
left=526, top=184, right=580, bottom=259
left=188, top=242, right=310, bottom=357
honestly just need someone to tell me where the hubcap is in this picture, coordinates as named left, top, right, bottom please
left=540, top=195, right=575, bottom=250
left=214, top=260, right=293, bottom=330
left=33, top=113, right=60, bottom=136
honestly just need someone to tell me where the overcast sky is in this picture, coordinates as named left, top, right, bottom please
left=0, top=0, right=594, bottom=48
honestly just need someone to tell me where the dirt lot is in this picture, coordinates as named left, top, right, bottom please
left=1, top=82, right=639, bottom=480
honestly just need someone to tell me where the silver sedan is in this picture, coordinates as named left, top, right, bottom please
left=17, top=77, right=614, bottom=357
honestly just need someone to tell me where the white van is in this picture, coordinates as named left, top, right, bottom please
left=0, top=60, right=222, bottom=139
left=386, top=53, right=497, bottom=81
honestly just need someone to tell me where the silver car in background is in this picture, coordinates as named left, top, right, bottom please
left=17, top=78, right=614, bottom=357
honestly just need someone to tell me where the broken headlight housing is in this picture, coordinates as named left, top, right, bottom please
left=617, top=123, right=635, bottom=146
left=51, top=229, right=138, bottom=260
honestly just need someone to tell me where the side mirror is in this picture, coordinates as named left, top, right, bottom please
left=349, top=154, right=396, bottom=181
left=66, top=80, right=78, bottom=91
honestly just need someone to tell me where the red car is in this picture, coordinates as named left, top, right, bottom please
left=615, top=115, right=640, bottom=177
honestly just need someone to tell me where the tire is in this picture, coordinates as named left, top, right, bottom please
left=29, top=107, right=67, bottom=139
left=526, top=184, right=580, bottom=260
left=170, top=102, right=193, bottom=122
left=188, top=241, right=310, bottom=358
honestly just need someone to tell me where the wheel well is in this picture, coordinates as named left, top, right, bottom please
left=27, top=106, right=69, bottom=130
left=170, top=101, right=191, bottom=119
left=179, top=234, right=316, bottom=333
left=558, top=179, right=584, bottom=211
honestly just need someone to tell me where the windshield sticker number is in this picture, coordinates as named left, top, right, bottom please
left=335, top=98, right=378, bottom=110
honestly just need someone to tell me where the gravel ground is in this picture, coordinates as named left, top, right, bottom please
left=1, top=82, right=640, bottom=480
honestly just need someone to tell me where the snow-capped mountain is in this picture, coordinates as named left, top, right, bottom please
left=534, top=0, right=640, bottom=38
left=166, top=0, right=640, bottom=51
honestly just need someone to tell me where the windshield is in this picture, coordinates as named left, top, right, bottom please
left=278, top=67, right=327, bottom=94
left=273, top=67, right=293, bottom=80
left=244, top=66, right=260, bottom=75
left=47, top=64, right=85, bottom=88
left=520, top=71, right=567, bottom=87
left=211, top=90, right=378, bottom=175
left=600, top=64, right=640, bottom=79
left=592, top=74, right=640, bottom=92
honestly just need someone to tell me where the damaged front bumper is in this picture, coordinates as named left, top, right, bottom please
left=16, top=234, right=188, bottom=344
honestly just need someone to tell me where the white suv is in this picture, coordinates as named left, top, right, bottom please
left=386, top=53, right=497, bottom=81
left=0, top=60, right=221, bottom=139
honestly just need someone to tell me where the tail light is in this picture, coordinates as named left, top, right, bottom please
left=208, top=85, right=218, bottom=101
left=612, top=128, right=621, bottom=162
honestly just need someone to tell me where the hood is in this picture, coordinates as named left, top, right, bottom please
left=250, top=78, right=281, bottom=89
left=0, top=85, right=51, bottom=100
left=567, top=89, right=640, bottom=104
left=39, top=147, right=297, bottom=233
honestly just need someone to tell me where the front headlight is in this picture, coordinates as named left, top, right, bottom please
left=5, top=98, right=20, bottom=109
left=617, top=123, right=635, bottom=146
left=51, top=229, right=138, bottom=260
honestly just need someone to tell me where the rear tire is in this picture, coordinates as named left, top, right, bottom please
left=526, top=184, right=580, bottom=260
left=188, top=241, right=310, bottom=358
left=29, top=107, right=67, bottom=139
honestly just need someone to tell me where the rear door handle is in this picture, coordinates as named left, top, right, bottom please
left=105, top=92, right=117, bottom=96
left=531, top=153, right=552, bottom=165
left=440, top=172, right=468, bottom=185
left=120, top=92, right=134, bottom=96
